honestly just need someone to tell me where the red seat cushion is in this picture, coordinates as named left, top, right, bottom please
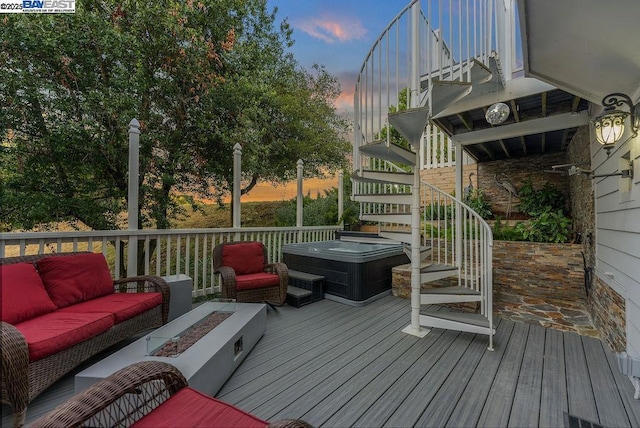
left=14, top=311, right=114, bottom=361
left=131, top=387, right=268, bottom=428
left=236, top=272, right=281, bottom=291
left=38, top=253, right=115, bottom=308
left=58, top=292, right=162, bottom=324
left=222, top=242, right=265, bottom=275
left=1, top=263, right=57, bottom=324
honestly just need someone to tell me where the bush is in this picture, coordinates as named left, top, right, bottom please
left=466, top=189, right=492, bottom=219
left=492, top=217, right=525, bottom=241
left=515, top=209, right=572, bottom=243
left=274, top=173, right=360, bottom=227
left=518, top=180, right=565, bottom=216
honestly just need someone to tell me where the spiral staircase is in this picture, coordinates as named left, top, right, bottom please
left=352, top=0, right=499, bottom=349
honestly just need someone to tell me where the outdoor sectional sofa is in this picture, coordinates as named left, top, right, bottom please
left=0, top=252, right=170, bottom=427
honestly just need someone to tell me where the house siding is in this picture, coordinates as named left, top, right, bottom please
left=593, top=127, right=640, bottom=357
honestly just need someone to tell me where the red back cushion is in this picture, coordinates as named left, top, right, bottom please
left=222, top=242, right=265, bottom=275
left=38, top=253, right=114, bottom=308
left=1, top=263, right=57, bottom=324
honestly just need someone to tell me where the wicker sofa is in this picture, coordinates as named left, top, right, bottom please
left=32, top=361, right=312, bottom=427
left=0, top=252, right=170, bottom=427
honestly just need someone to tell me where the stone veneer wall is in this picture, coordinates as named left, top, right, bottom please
left=566, top=125, right=626, bottom=351
left=492, top=241, right=585, bottom=305
left=477, top=152, right=569, bottom=217
left=392, top=241, right=589, bottom=324
left=590, top=277, right=626, bottom=352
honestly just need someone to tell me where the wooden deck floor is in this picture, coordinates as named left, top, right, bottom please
left=4, top=295, right=640, bottom=427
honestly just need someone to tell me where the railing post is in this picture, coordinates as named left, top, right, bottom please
left=296, top=159, right=303, bottom=227
left=233, top=144, right=242, bottom=240
left=338, top=171, right=344, bottom=227
left=410, top=0, right=421, bottom=107
left=455, top=140, right=464, bottom=273
left=127, top=119, right=140, bottom=278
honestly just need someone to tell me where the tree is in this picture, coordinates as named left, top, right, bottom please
left=0, top=0, right=350, bottom=233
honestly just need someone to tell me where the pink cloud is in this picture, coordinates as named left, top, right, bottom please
left=295, top=15, right=367, bottom=43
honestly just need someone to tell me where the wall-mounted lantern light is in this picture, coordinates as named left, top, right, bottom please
left=592, top=93, right=639, bottom=155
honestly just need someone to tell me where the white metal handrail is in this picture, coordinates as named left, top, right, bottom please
left=420, top=179, right=493, bottom=321
left=0, top=226, right=341, bottom=297
left=353, top=0, right=502, bottom=175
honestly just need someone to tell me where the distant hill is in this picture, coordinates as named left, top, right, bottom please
left=176, top=201, right=288, bottom=228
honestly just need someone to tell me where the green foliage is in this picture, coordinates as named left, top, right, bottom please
left=492, top=217, right=525, bottom=241
left=512, top=180, right=572, bottom=243
left=465, top=189, right=492, bottom=220
left=515, top=210, right=572, bottom=243
left=274, top=172, right=359, bottom=227
left=518, top=180, right=566, bottom=216
left=0, top=1, right=350, bottom=231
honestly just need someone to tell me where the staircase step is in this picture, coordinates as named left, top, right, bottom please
left=462, top=55, right=505, bottom=99
left=353, top=193, right=412, bottom=205
left=420, top=263, right=458, bottom=282
left=379, top=230, right=412, bottom=244
left=403, top=244, right=432, bottom=261
left=360, top=212, right=411, bottom=225
left=430, top=79, right=472, bottom=116
left=468, top=58, right=493, bottom=85
left=419, top=311, right=493, bottom=335
left=420, top=286, right=482, bottom=305
left=359, top=140, right=416, bottom=165
left=352, top=170, right=414, bottom=186
left=388, top=106, right=430, bottom=148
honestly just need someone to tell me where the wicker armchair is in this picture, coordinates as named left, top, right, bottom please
left=213, top=241, right=288, bottom=305
left=0, top=252, right=169, bottom=427
left=31, top=361, right=313, bottom=428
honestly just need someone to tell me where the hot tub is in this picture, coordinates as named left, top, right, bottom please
left=282, top=240, right=409, bottom=306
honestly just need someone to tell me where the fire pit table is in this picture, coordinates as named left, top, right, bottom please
left=75, top=301, right=266, bottom=397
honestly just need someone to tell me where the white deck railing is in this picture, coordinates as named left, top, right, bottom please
left=0, top=226, right=341, bottom=297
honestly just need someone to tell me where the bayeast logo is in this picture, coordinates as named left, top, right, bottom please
left=22, top=0, right=75, bottom=13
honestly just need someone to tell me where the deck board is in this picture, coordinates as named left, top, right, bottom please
left=324, top=327, right=447, bottom=427
left=4, top=295, right=640, bottom=428
left=475, top=321, right=528, bottom=427
left=564, top=332, right=599, bottom=422
left=539, top=328, right=568, bottom=427
left=508, top=324, right=545, bottom=427
left=415, top=332, right=488, bottom=427
left=582, top=335, right=632, bottom=427
left=444, top=319, right=513, bottom=427
left=384, top=331, right=475, bottom=427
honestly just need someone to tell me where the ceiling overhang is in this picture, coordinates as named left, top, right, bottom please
left=432, top=87, right=589, bottom=163
left=517, top=0, right=640, bottom=105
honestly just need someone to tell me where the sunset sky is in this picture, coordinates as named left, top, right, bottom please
left=267, top=0, right=413, bottom=118
left=238, top=1, right=412, bottom=202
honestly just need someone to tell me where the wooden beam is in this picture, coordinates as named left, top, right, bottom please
left=478, top=143, right=495, bottom=160
left=498, top=139, right=511, bottom=157
left=541, top=92, right=547, bottom=117
left=456, top=112, right=474, bottom=132
left=571, top=95, right=581, bottom=112
left=520, top=136, right=528, bottom=155
left=561, top=128, right=570, bottom=149
left=510, top=100, right=521, bottom=122
left=455, top=111, right=589, bottom=146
